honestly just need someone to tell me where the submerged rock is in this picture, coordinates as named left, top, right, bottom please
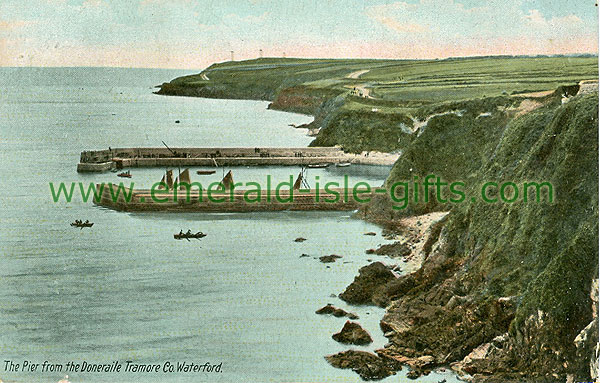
left=315, top=304, right=359, bottom=319
left=332, top=321, right=373, bottom=345
left=320, top=254, right=342, bottom=263
left=339, top=262, right=396, bottom=306
left=325, top=350, right=396, bottom=380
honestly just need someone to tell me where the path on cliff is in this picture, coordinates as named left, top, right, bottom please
left=200, top=73, right=209, bottom=81
left=354, top=84, right=373, bottom=98
left=346, top=69, right=370, bottom=79
left=345, top=69, right=376, bottom=98
left=345, top=82, right=374, bottom=99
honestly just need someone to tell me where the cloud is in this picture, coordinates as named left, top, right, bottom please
left=364, top=0, right=596, bottom=55
left=523, top=9, right=583, bottom=30
left=372, top=16, right=428, bottom=33
left=366, top=2, right=427, bottom=34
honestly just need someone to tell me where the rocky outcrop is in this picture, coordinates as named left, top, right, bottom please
left=315, top=304, right=359, bottom=319
left=570, top=278, right=599, bottom=383
left=339, top=262, right=397, bottom=306
left=320, top=254, right=342, bottom=263
left=332, top=321, right=373, bottom=345
left=325, top=350, right=397, bottom=380
left=373, top=242, right=411, bottom=258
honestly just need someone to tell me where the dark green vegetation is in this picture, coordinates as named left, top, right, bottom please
left=367, top=94, right=599, bottom=382
left=158, top=56, right=599, bottom=382
left=157, top=56, right=597, bottom=153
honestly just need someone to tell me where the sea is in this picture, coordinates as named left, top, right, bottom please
left=0, top=67, right=461, bottom=383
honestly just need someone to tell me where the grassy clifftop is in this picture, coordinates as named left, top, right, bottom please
left=157, top=56, right=597, bottom=153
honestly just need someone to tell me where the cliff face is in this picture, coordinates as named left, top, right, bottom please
left=156, top=80, right=275, bottom=101
left=267, top=86, right=344, bottom=116
left=369, top=94, right=598, bottom=382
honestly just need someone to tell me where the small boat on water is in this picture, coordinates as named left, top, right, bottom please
left=117, top=170, right=132, bottom=178
left=307, top=163, right=330, bottom=169
left=336, top=162, right=351, bottom=167
left=174, top=231, right=207, bottom=240
left=197, top=170, right=216, bottom=175
left=71, top=220, right=93, bottom=229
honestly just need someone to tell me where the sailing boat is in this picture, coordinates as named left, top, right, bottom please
left=179, top=168, right=191, bottom=190
left=157, top=169, right=174, bottom=190
left=293, top=172, right=303, bottom=190
left=166, top=169, right=174, bottom=189
left=220, top=170, right=233, bottom=190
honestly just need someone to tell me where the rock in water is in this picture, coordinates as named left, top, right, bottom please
left=332, top=321, right=373, bottom=345
left=320, top=254, right=342, bottom=263
left=325, top=350, right=395, bottom=380
left=294, top=237, right=307, bottom=242
left=374, top=242, right=411, bottom=257
left=339, top=262, right=396, bottom=306
left=364, top=232, right=377, bottom=236
left=315, top=304, right=359, bottom=319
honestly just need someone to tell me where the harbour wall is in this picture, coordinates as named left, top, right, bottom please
left=93, top=184, right=371, bottom=212
left=78, top=147, right=399, bottom=172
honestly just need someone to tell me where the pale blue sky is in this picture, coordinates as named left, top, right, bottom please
left=0, top=0, right=597, bottom=68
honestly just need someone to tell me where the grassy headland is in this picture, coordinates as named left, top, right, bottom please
left=157, top=56, right=597, bottom=153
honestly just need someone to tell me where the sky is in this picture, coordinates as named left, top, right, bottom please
left=0, top=0, right=598, bottom=69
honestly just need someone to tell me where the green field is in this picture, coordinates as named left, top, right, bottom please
left=167, top=55, right=597, bottom=105
left=159, top=55, right=597, bottom=153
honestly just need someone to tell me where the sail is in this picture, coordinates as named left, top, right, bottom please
left=166, top=170, right=174, bottom=190
left=293, top=172, right=303, bottom=190
left=158, top=175, right=166, bottom=190
left=179, top=169, right=191, bottom=190
left=220, top=170, right=233, bottom=190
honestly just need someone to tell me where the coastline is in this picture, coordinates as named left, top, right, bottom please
left=155, top=64, right=599, bottom=383
left=154, top=82, right=460, bottom=381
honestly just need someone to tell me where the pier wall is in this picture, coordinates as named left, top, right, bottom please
left=78, top=147, right=399, bottom=172
left=80, top=147, right=343, bottom=163
left=94, top=184, right=370, bottom=212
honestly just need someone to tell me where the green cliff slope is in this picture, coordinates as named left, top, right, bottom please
left=375, top=94, right=598, bottom=382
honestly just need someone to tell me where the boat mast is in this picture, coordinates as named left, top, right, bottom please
left=162, top=140, right=181, bottom=186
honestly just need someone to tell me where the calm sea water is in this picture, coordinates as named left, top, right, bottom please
left=0, top=67, right=460, bottom=383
